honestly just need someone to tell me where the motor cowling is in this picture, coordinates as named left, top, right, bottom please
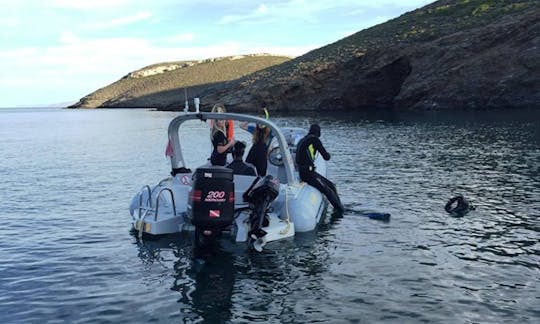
left=243, top=175, right=279, bottom=205
left=190, top=167, right=235, bottom=230
left=243, top=175, right=280, bottom=240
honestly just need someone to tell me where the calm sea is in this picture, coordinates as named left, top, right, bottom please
left=0, top=108, right=538, bottom=323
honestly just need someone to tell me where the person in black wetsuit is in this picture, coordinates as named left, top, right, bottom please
left=296, top=124, right=344, bottom=213
left=227, top=141, right=257, bottom=176
left=246, top=124, right=271, bottom=176
left=241, top=108, right=273, bottom=176
left=210, top=119, right=235, bottom=166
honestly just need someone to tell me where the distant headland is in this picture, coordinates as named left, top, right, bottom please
left=69, top=0, right=539, bottom=112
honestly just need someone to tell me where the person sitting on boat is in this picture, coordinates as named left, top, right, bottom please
left=210, top=119, right=235, bottom=166
left=296, top=124, right=344, bottom=214
left=240, top=108, right=273, bottom=176
left=227, top=141, right=257, bottom=176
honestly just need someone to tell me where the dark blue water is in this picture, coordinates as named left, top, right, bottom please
left=0, top=108, right=538, bottom=323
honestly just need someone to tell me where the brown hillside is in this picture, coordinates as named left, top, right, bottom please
left=199, top=0, right=539, bottom=111
left=71, top=0, right=539, bottom=111
left=69, top=54, right=291, bottom=108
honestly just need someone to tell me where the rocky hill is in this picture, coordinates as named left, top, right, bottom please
left=69, top=54, right=291, bottom=108
left=70, top=0, right=539, bottom=111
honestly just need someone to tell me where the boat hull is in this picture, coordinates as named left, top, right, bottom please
left=129, top=113, right=334, bottom=251
left=129, top=175, right=328, bottom=236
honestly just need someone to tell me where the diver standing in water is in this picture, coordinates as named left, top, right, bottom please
left=296, top=124, right=344, bottom=214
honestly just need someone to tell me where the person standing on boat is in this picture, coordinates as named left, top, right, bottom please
left=227, top=141, right=257, bottom=176
left=245, top=123, right=271, bottom=176
left=240, top=108, right=273, bottom=176
left=210, top=119, right=235, bottom=166
left=296, top=124, right=344, bottom=214
left=209, top=103, right=234, bottom=140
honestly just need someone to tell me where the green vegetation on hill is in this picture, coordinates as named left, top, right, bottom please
left=327, top=0, right=534, bottom=54
left=72, top=0, right=538, bottom=110
left=273, top=0, right=536, bottom=75
left=70, top=55, right=290, bottom=108
left=202, top=0, right=538, bottom=111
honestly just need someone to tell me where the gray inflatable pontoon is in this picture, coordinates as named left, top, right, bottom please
left=129, top=112, right=329, bottom=251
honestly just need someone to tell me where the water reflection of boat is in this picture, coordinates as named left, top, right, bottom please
left=129, top=112, right=331, bottom=251
left=131, top=232, right=235, bottom=323
left=130, top=232, right=193, bottom=279
left=131, top=213, right=340, bottom=323
left=178, top=250, right=235, bottom=322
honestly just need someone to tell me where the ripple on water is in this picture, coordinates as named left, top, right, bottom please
left=1, top=109, right=539, bottom=323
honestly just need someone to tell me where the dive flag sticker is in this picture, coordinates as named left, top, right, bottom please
left=209, top=210, right=220, bottom=218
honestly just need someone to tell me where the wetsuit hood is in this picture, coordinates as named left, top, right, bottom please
left=309, top=124, right=321, bottom=137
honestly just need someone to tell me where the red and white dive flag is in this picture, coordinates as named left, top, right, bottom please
left=165, top=138, right=173, bottom=157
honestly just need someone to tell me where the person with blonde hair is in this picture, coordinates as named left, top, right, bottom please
left=210, top=103, right=234, bottom=140
left=210, top=119, right=235, bottom=166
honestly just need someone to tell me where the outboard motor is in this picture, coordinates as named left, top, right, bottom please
left=190, top=167, right=235, bottom=245
left=243, top=175, right=280, bottom=244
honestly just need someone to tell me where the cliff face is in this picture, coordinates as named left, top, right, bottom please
left=396, top=9, right=539, bottom=110
left=201, top=0, right=539, bottom=111
left=71, top=0, right=539, bottom=111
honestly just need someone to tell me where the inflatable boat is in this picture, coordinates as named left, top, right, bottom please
left=129, top=112, right=330, bottom=251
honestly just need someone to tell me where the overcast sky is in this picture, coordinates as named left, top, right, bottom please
left=0, top=0, right=433, bottom=107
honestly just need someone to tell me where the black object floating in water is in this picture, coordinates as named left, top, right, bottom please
left=342, top=205, right=391, bottom=222
left=363, top=212, right=391, bottom=222
left=445, top=195, right=475, bottom=217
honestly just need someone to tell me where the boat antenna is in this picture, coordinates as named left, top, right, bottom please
left=183, top=88, right=188, bottom=112
left=194, top=97, right=200, bottom=113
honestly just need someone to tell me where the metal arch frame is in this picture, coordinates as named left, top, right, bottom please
left=167, top=112, right=299, bottom=185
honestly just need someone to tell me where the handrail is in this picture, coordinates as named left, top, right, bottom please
left=155, top=188, right=176, bottom=221
left=138, top=185, right=152, bottom=219
left=167, top=112, right=298, bottom=185
left=158, top=178, right=170, bottom=186
left=138, top=214, right=147, bottom=240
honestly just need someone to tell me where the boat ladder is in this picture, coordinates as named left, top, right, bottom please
left=136, top=185, right=176, bottom=238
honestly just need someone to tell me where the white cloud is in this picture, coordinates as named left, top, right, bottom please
left=219, top=2, right=318, bottom=25
left=59, top=31, right=80, bottom=44
left=0, top=17, right=19, bottom=27
left=83, top=11, right=153, bottom=30
left=48, top=0, right=129, bottom=10
left=166, top=33, right=196, bottom=43
left=0, top=0, right=437, bottom=106
left=256, top=4, right=268, bottom=14
left=0, top=35, right=311, bottom=99
left=218, top=0, right=433, bottom=25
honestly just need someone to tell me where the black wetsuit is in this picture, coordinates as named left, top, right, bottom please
left=227, top=160, right=257, bottom=176
left=210, top=131, right=228, bottom=166
left=295, top=134, right=343, bottom=212
left=246, top=141, right=268, bottom=176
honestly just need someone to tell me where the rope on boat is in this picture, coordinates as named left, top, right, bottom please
left=280, top=186, right=291, bottom=235
left=279, top=182, right=303, bottom=235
